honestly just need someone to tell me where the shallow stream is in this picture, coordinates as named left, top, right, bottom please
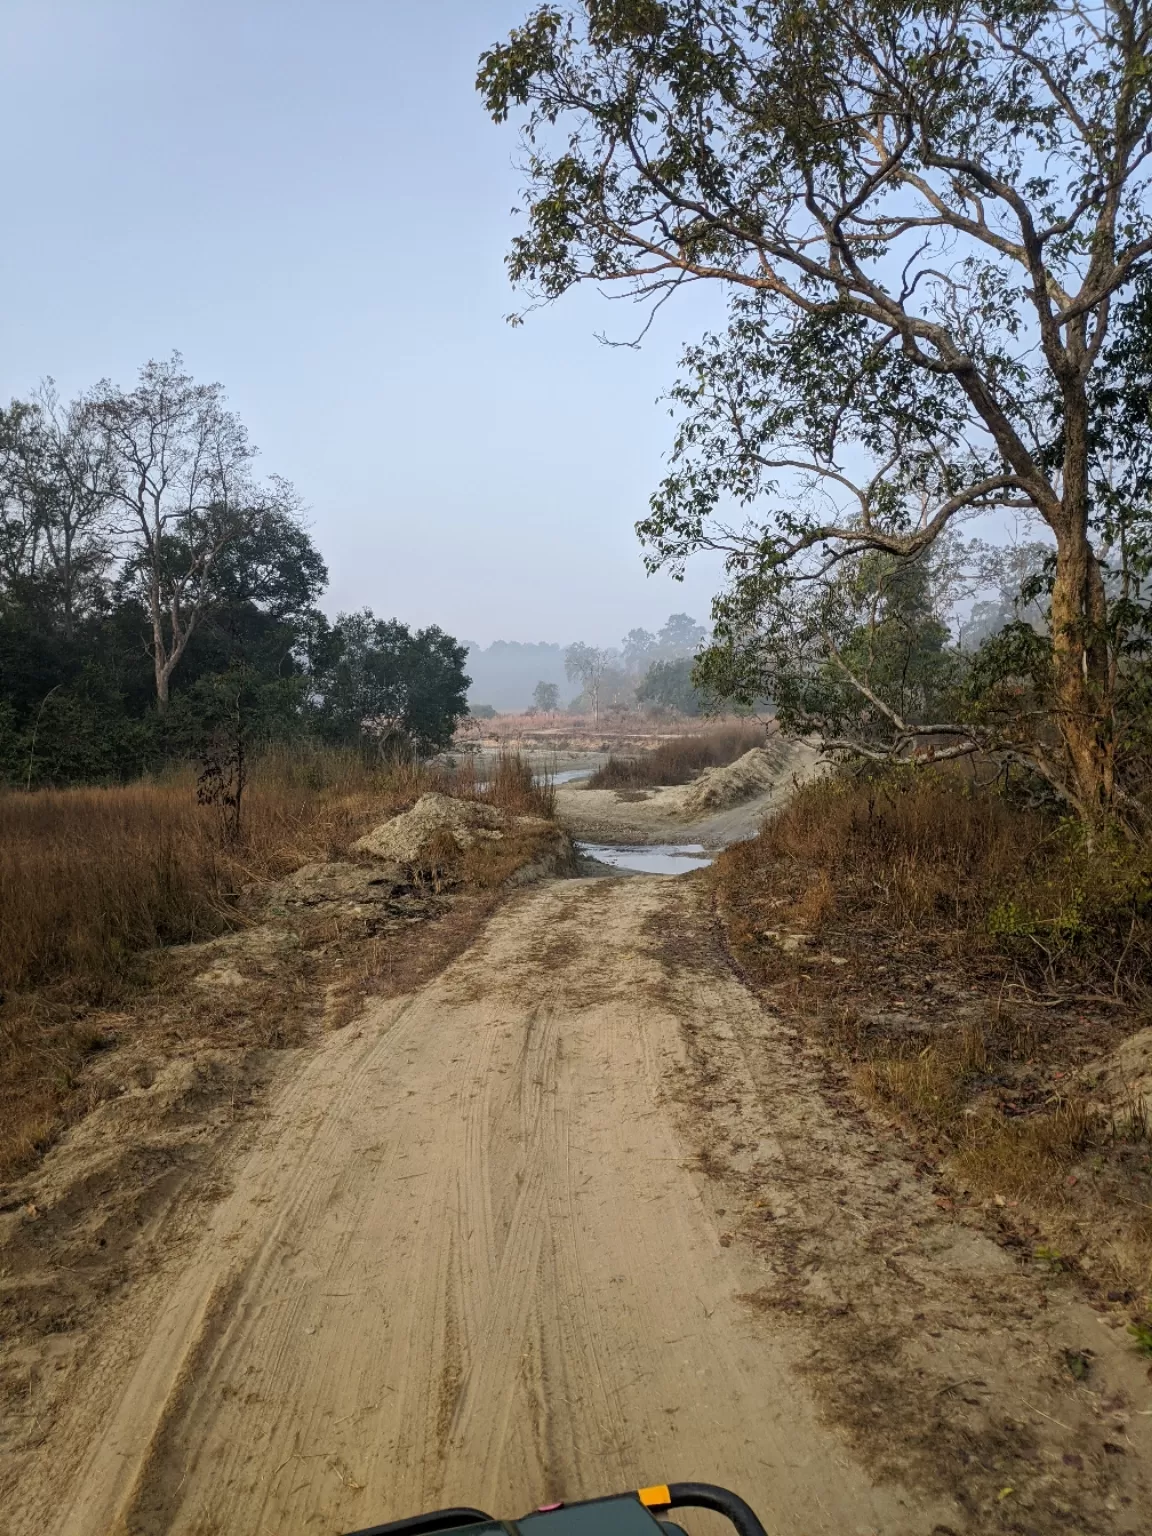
left=576, top=842, right=713, bottom=876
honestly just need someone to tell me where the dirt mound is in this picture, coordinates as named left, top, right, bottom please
left=351, top=793, right=510, bottom=862
left=681, top=744, right=785, bottom=814
left=351, top=794, right=574, bottom=888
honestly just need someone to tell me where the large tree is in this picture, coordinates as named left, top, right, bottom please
left=480, top=0, right=1152, bottom=820
left=93, top=354, right=302, bottom=709
left=0, top=362, right=329, bottom=784
left=636, top=655, right=703, bottom=715
left=564, top=640, right=612, bottom=721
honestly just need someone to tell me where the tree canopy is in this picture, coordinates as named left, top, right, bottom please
left=313, top=612, right=471, bottom=757
left=480, top=0, right=1152, bottom=822
left=0, top=359, right=470, bottom=784
left=635, top=655, right=703, bottom=715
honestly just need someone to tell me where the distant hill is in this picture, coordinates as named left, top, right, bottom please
left=464, top=641, right=570, bottom=713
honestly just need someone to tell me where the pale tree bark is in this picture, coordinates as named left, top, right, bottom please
left=565, top=644, right=608, bottom=727
left=93, top=355, right=260, bottom=712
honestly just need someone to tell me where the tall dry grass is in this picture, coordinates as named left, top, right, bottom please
left=0, top=744, right=559, bottom=1179
left=718, top=765, right=1151, bottom=993
left=0, top=744, right=555, bottom=1002
left=714, top=765, right=1152, bottom=1298
left=2, top=753, right=381, bottom=1000
left=588, top=721, right=766, bottom=790
left=432, top=748, right=556, bottom=819
left=1, top=758, right=387, bottom=1178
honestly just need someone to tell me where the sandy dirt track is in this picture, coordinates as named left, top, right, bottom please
left=32, top=877, right=932, bottom=1536
left=555, top=738, right=823, bottom=848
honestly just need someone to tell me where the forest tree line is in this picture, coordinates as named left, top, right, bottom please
left=0, top=355, right=469, bottom=787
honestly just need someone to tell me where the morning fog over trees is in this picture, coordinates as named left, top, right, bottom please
left=463, top=613, right=711, bottom=715
left=0, top=352, right=720, bottom=785
left=480, top=0, right=1152, bottom=827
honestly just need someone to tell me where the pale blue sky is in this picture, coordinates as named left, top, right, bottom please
left=0, top=0, right=727, bottom=647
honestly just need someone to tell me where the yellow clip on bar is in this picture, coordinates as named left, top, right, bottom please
left=638, top=1487, right=671, bottom=1509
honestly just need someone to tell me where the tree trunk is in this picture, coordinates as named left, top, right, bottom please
left=149, top=586, right=171, bottom=712
left=149, top=586, right=194, bottom=713
left=1050, top=389, right=1115, bottom=818
left=155, top=654, right=170, bottom=711
left=61, top=535, right=74, bottom=642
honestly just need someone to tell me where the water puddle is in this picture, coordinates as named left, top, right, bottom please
left=476, top=768, right=592, bottom=792
left=576, top=842, right=713, bottom=876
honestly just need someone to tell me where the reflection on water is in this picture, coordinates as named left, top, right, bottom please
left=577, top=842, right=713, bottom=875
left=477, top=768, right=591, bottom=792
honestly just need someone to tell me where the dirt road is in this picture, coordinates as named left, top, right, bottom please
left=23, top=876, right=935, bottom=1536
left=13, top=858, right=1149, bottom=1536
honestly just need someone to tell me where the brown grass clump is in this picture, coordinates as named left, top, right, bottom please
left=714, top=765, right=1152, bottom=1303
left=720, top=766, right=1151, bottom=995
left=588, top=720, right=765, bottom=790
left=1, top=752, right=392, bottom=999
left=0, top=744, right=559, bottom=1180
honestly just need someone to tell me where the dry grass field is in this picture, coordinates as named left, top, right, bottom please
left=0, top=746, right=554, bottom=1179
left=714, top=767, right=1152, bottom=1306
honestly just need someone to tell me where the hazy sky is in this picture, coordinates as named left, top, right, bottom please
left=0, top=1, right=730, bottom=648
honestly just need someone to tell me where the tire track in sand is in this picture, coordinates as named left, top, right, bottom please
left=41, top=877, right=936, bottom=1536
